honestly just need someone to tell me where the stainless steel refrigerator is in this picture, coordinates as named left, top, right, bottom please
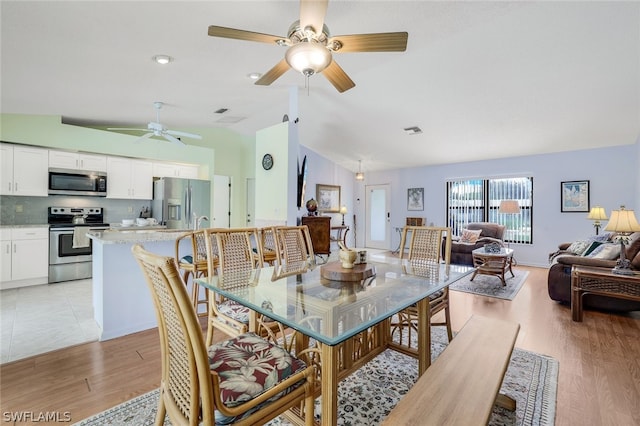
left=152, top=177, right=211, bottom=230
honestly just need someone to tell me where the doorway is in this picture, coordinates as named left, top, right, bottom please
left=213, top=175, right=231, bottom=228
left=365, top=184, right=391, bottom=250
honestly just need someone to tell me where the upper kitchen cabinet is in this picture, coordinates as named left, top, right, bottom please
left=107, top=156, right=153, bottom=199
left=152, top=161, right=199, bottom=179
left=49, top=150, right=107, bottom=172
left=0, top=143, right=48, bottom=196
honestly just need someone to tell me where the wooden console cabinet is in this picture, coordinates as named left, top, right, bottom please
left=301, top=216, right=331, bottom=255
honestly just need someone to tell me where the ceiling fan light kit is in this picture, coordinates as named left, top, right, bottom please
left=285, top=41, right=332, bottom=76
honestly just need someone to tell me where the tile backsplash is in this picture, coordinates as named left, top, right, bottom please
left=0, top=195, right=152, bottom=225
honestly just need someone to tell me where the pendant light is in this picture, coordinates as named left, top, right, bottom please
left=355, top=160, right=364, bottom=181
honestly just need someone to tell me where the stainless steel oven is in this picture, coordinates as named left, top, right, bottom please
left=48, top=207, right=109, bottom=283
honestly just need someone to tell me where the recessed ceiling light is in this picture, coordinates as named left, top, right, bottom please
left=152, top=55, right=173, bottom=65
left=247, top=72, right=262, bottom=80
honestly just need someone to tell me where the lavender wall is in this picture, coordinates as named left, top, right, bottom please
left=301, top=143, right=638, bottom=268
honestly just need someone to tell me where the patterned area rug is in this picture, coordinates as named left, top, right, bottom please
left=450, top=269, right=529, bottom=300
left=74, top=327, right=557, bottom=426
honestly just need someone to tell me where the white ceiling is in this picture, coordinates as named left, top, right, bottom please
left=2, top=1, right=639, bottom=173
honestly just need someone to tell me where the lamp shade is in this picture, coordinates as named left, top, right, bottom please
left=339, top=206, right=348, bottom=215
left=587, top=206, right=608, bottom=221
left=285, top=42, right=331, bottom=76
left=355, top=160, right=364, bottom=181
left=498, top=200, right=520, bottom=214
left=604, top=206, right=640, bottom=233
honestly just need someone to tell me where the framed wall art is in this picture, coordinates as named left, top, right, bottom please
left=561, top=180, right=590, bottom=212
left=316, top=184, right=341, bottom=213
left=407, top=187, right=424, bottom=211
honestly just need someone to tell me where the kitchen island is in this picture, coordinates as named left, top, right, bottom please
left=88, top=229, right=191, bottom=340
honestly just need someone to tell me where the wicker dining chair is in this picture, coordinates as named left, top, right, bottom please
left=132, top=244, right=315, bottom=426
left=175, top=230, right=212, bottom=317
left=203, top=228, right=267, bottom=346
left=259, top=227, right=279, bottom=266
left=391, top=226, right=453, bottom=355
left=270, top=225, right=316, bottom=278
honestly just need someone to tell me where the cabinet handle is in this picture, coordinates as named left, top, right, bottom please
left=14, top=183, right=17, bottom=192
left=13, top=243, right=16, bottom=253
left=6, top=245, right=9, bottom=254
left=8, top=182, right=11, bottom=191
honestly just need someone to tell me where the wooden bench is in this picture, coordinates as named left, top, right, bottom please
left=382, top=315, right=520, bottom=426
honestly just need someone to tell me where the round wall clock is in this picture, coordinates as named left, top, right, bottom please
left=262, top=153, right=274, bottom=170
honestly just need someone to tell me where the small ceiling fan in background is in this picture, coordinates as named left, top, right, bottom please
left=207, top=0, right=408, bottom=93
left=108, top=102, right=202, bottom=145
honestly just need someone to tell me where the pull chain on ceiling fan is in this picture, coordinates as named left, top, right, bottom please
left=207, top=0, right=408, bottom=93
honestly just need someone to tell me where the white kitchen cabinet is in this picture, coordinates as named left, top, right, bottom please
left=107, top=156, right=153, bottom=199
left=0, top=227, right=49, bottom=288
left=0, top=229, right=12, bottom=283
left=49, top=150, right=107, bottom=172
left=0, top=144, right=48, bottom=196
left=152, top=162, right=199, bottom=179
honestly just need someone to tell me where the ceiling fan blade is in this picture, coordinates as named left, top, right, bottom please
left=208, top=25, right=286, bottom=45
left=163, top=134, right=185, bottom=146
left=107, top=127, right=147, bottom=132
left=166, top=129, right=203, bottom=140
left=133, top=133, right=154, bottom=144
left=299, top=0, right=328, bottom=37
left=329, top=32, right=408, bottom=53
left=255, top=59, right=291, bottom=86
left=322, top=60, right=355, bottom=93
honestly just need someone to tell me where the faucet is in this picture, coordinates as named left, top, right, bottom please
left=193, top=213, right=209, bottom=230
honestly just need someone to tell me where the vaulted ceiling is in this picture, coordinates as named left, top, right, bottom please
left=2, top=1, right=638, bottom=173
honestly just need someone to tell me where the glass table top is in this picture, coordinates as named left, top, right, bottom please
left=196, top=260, right=474, bottom=346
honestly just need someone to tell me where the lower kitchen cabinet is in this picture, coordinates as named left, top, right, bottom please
left=0, top=227, right=49, bottom=289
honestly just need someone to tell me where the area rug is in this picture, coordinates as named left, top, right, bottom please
left=74, top=327, right=557, bottom=426
left=450, top=269, right=529, bottom=300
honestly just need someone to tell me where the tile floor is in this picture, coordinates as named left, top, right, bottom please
left=0, top=279, right=100, bottom=364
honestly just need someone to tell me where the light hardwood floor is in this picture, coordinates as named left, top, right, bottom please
left=1, top=265, right=639, bottom=425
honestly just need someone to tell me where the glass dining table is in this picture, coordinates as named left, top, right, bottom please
left=195, top=259, right=474, bottom=426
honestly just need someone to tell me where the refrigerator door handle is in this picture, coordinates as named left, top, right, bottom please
left=184, top=187, right=189, bottom=228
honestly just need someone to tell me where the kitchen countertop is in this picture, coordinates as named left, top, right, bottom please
left=88, top=229, right=191, bottom=244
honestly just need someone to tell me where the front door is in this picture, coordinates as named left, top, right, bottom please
left=365, top=184, right=391, bottom=249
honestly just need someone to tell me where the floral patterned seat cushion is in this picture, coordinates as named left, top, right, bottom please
left=208, top=332, right=308, bottom=409
left=217, top=299, right=250, bottom=325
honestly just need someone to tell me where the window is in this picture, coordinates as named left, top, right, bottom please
left=446, top=177, right=533, bottom=244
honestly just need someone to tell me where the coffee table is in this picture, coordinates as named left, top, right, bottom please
left=471, top=247, right=515, bottom=286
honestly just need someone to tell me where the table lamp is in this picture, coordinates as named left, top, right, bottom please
left=586, top=206, right=608, bottom=235
left=340, top=206, right=348, bottom=226
left=603, top=205, right=640, bottom=275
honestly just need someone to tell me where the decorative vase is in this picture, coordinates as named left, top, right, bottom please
left=339, top=249, right=357, bottom=269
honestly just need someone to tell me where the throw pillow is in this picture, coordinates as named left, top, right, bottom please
left=567, top=240, right=590, bottom=255
left=586, top=243, right=621, bottom=260
left=459, top=229, right=482, bottom=243
left=582, top=241, right=603, bottom=257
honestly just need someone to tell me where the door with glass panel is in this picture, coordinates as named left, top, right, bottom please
left=365, top=184, right=391, bottom=249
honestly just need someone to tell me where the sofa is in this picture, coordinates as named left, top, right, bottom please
left=547, top=232, right=640, bottom=312
left=450, top=222, right=506, bottom=266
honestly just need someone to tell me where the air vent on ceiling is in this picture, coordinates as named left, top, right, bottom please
left=403, top=126, right=423, bottom=135
left=214, top=108, right=229, bottom=114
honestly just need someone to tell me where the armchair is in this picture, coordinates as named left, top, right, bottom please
left=450, top=222, right=506, bottom=266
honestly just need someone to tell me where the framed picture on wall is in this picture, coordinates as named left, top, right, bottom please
left=407, top=188, right=424, bottom=211
left=316, top=184, right=341, bottom=213
left=561, top=180, right=590, bottom=212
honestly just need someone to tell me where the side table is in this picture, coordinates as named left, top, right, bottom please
left=571, top=265, right=640, bottom=322
left=470, top=247, right=515, bottom=286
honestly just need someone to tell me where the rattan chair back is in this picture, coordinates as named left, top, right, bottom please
left=132, top=244, right=315, bottom=426
left=271, top=225, right=315, bottom=277
left=175, top=230, right=210, bottom=317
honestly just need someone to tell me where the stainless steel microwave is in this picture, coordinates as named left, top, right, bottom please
left=48, top=168, right=107, bottom=197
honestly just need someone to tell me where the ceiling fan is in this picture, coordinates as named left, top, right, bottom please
left=207, top=0, right=408, bottom=93
left=108, top=102, right=202, bottom=145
